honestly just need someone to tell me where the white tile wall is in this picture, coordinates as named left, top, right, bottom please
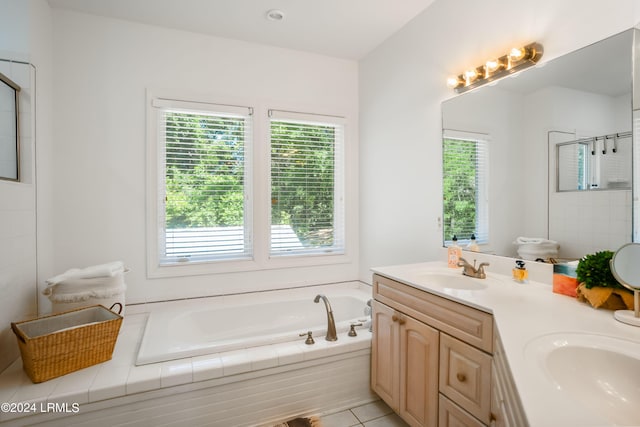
left=0, top=59, right=37, bottom=374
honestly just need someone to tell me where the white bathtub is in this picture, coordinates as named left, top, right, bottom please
left=136, top=283, right=372, bottom=365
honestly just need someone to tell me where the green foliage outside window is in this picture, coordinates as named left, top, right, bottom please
left=164, top=112, right=245, bottom=229
left=271, top=121, right=336, bottom=247
left=163, top=112, right=336, bottom=248
left=443, top=138, right=478, bottom=241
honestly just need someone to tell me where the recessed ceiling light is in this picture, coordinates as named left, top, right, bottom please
left=266, top=9, right=285, bottom=22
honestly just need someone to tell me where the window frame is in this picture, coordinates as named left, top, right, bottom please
left=146, top=91, right=353, bottom=278
left=268, top=109, right=346, bottom=258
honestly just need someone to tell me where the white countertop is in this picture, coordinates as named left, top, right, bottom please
left=371, top=261, right=640, bottom=427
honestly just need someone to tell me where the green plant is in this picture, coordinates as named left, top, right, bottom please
left=575, top=251, right=623, bottom=289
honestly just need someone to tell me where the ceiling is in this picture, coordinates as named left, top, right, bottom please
left=46, top=0, right=436, bottom=60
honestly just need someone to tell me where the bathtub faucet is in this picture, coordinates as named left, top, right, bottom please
left=314, top=294, right=337, bottom=341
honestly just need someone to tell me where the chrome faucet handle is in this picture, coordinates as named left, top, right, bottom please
left=299, top=331, right=315, bottom=345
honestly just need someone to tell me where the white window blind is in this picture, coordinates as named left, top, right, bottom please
left=269, top=110, right=345, bottom=256
left=442, top=130, right=489, bottom=245
left=154, top=98, right=253, bottom=264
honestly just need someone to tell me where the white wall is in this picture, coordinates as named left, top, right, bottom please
left=47, top=10, right=359, bottom=305
left=359, top=0, right=640, bottom=281
left=0, top=0, right=52, bottom=373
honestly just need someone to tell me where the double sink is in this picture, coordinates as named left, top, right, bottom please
left=412, top=268, right=640, bottom=426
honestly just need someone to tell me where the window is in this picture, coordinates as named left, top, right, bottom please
left=152, top=98, right=253, bottom=265
left=269, top=110, right=345, bottom=256
left=442, top=130, right=489, bottom=245
left=147, top=95, right=350, bottom=276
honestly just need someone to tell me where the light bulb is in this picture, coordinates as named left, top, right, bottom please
left=509, top=47, right=526, bottom=61
left=446, top=76, right=461, bottom=88
left=485, top=60, right=500, bottom=72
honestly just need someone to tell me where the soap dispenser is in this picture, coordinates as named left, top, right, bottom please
left=467, top=234, right=479, bottom=252
left=448, top=235, right=462, bottom=268
left=513, top=260, right=528, bottom=283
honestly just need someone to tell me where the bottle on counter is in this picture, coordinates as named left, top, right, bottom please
left=448, top=235, right=462, bottom=268
left=466, top=233, right=479, bottom=252
left=513, top=260, right=529, bottom=283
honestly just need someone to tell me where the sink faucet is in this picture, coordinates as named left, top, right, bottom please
left=314, top=294, right=337, bottom=341
left=457, top=257, right=490, bottom=279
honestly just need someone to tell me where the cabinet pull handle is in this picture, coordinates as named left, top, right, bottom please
left=489, top=412, right=497, bottom=427
left=456, top=372, right=466, bottom=382
left=391, top=313, right=406, bottom=324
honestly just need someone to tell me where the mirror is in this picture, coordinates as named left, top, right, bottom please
left=0, top=71, right=20, bottom=181
left=610, top=242, right=640, bottom=326
left=442, top=29, right=635, bottom=261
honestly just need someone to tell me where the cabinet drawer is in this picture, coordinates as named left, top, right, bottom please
left=439, top=333, right=492, bottom=424
left=373, top=274, right=493, bottom=352
left=438, top=394, right=484, bottom=427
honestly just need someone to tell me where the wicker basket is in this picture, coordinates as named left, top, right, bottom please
left=11, top=305, right=123, bottom=383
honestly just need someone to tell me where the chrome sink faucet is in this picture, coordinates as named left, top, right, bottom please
left=314, top=294, right=337, bottom=341
left=457, top=257, right=490, bottom=279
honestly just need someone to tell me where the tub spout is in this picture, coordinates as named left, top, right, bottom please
left=314, top=294, right=337, bottom=341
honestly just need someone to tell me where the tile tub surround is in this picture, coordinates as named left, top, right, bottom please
left=372, top=261, right=640, bottom=427
left=0, top=308, right=375, bottom=426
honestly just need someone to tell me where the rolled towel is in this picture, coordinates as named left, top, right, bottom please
left=45, top=261, right=125, bottom=286
left=514, top=236, right=558, bottom=245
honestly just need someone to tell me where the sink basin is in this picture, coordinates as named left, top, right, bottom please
left=525, top=333, right=640, bottom=425
left=415, top=273, right=488, bottom=291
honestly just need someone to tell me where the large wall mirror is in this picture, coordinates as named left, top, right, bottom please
left=442, top=28, right=636, bottom=262
left=0, top=71, right=20, bottom=182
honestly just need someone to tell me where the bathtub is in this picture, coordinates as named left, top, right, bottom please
left=136, top=283, right=372, bottom=365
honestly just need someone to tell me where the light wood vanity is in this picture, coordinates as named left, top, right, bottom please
left=371, top=273, right=527, bottom=427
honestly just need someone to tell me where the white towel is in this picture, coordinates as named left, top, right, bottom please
left=45, top=261, right=125, bottom=286
left=514, top=236, right=558, bottom=246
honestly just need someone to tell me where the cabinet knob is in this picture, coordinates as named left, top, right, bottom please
left=392, top=313, right=406, bottom=324
left=456, top=372, right=466, bottom=382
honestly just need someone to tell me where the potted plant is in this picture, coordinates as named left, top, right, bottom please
left=575, top=251, right=633, bottom=309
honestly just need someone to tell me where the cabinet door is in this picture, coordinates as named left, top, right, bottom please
left=371, top=300, right=400, bottom=410
left=400, top=313, right=439, bottom=427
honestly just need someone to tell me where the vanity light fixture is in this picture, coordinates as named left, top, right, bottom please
left=447, top=42, right=543, bottom=93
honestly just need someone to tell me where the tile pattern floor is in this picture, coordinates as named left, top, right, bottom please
left=322, top=400, right=409, bottom=427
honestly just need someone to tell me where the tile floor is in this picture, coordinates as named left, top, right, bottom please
left=322, top=400, right=409, bottom=427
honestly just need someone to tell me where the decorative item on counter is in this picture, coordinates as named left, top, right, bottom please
left=552, top=262, right=579, bottom=297
left=575, top=250, right=634, bottom=310
left=447, top=235, right=462, bottom=268
left=512, top=260, right=528, bottom=283
left=11, top=305, right=123, bottom=383
left=466, top=233, right=479, bottom=252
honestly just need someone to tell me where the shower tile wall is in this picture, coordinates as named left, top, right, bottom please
left=0, top=60, right=37, bottom=373
left=549, top=189, right=631, bottom=259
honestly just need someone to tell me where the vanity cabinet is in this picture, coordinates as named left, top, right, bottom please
left=371, top=273, right=525, bottom=427
left=371, top=299, right=439, bottom=427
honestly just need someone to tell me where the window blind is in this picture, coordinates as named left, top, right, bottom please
left=155, top=99, right=252, bottom=263
left=269, top=110, right=345, bottom=256
left=442, top=130, right=489, bottom=245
